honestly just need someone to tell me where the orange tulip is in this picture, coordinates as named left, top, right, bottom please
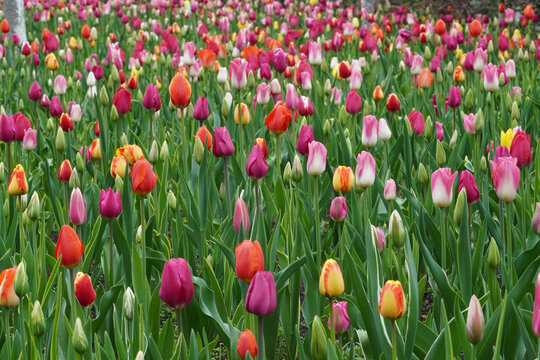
left=435, top=19, right=446, bottom=35
left=378, top=280, right=406, bottom=320
left=58, top=160, right=72, bottom=182
left=198, top=49, right=217, bottom=68
left=469, top=20, right=482, bottom=37
left=0, top=266, right=19, bottom=307
left=417, top=68, right=433, bottom=88
left=169, top=73, right=191, bottom=109
left=373, top=85, right=385, bottom=101
left=90, top=139, right=101, bottom=159
left=55, top=225, right=84, bottom=269
left=110, top=156, right=127, bottom=179
left=131, top=159, right=157, bottom=195
left=524, top=5, right=534, bottom=20
left=195, top=126, right=213, bottom=150
left=235, top=240, right=265, bottom=283
left=7, top=165, right=28, bottom=196
left=234, top=103, right=251, bottom=125
left=241, top=45, right=260, bottom=62
left=0, top=19, right=9, bottom=34
left=237, top=329, right=257, bottom=359
left=453, top=66, right=466, bottom=82
left=116, top=144, right=144, bottom=165
left=81, top=24, right=91, bottom=39
left=332, top=166, right=354, bottom=193
left=319, top=259, right=345, bottom=298
left=265, top=101, right=292, bottom=135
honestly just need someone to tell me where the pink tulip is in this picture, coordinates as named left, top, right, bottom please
left=463, top=113, right=476, bottom=134
left=350, top=70, right=362, bottom=89
left=307, top=41, right=322, bottom=65
left=331, top=88, right=342, bottom=105
left=298, top=96, right=314, bottom=116
left=505, top=59, right=516, bottom=79
left=159, top=258, right=194, bottom=309
left=99, top=188, right=122, bottom=219
left=345, top=89, right=362, bottom=115
left=0, top=114, right=16, bottom=143
left=300, top=72, right=312, bottom=91
left=54, top=75, right=67, bottom=95
left=212, top=127, right=235, bottom=157
left=285, top=84, right=299, bottom=110
left=436, top=122, right=444, bottom=141
left=458, top=170, right=479, bottom=204
left=233, top=194, right=250, bottom=233
left=272, top=48, right=287, bottom=73
left=70, top=188, right=87, bottom=226
left=23, top=128, right=37, bottom=151
left=375, top=227, right=386, bottom=251
left=246, top=145, right=268, bottom=179
left=142, top=84, right=161, bottom=112
left=362, top=115, right=378, bottom=148
left=28, top=81, right=42, bottom=102
left=307, top=141, right=327, bottom=176
left=327, top=301, right=350, bottom=335
left=481, top=63, right=499, bottom=92
left=256, top=83, right=271, bottom=105
left=447, top=86, right=461, bottom=108
left=193, top=97, right=210, bottom=122
left=431, top=168, right=458, bottom=208
left=473, top=48, right=487, bottom=72
left=297, top=125, right=314, bottom=157
left=532, top=203, right=540, bottom=235
left=49, top=96, right=63, bottom=118
left=182, top=41, right=196, bottom=65
left=355, top=151, right=376, bottom=188
left=408, top=110, right=425, bottom=135
left=410, top=54, right=423, bottom=75
left=329, top=196, right=347, bottom=222
left=384, top=179, right=396, bottom=201
left=490, top=157, right=520, bottom=202
left=245, top=271, right=277, bottom=317
left=69, top=103, right=82, bottom=123
left=229, top=58, right=248, bottom=90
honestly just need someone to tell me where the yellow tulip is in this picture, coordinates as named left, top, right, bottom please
left=319, top=259, right=345, bottom=298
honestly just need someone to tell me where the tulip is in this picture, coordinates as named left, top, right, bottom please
left=328, top=301, right=350, bottom=335
left=212, top=127, right=235, bottom=157
left=59, top=113, right=74, bottom=132
left=74, top=272, right=96, bottom=307
left=384, top=179, right=396, bottom=201
left=254, top=138, right=268, bottom=158
left=193, top=97, right=209, bottom=123
left=229, top=58, right=249, bottom=90
left=159, top=258, right=194, bottom=309
left=117, top=144, right=144, bottom=165
left=298, top=96, right=314, bottom=117
left=345, top=89, right=362, bottom=115
left=350, top=70, right=362, bottom=89
left=307, top=41, right=322, bottom=65
left=54, top=75, right=67, bottom=95
left=386, top=93, right=400, bottom=112
left=234, top=103, right=251, bottom=125
left=245, top=271, right=277, bottom=316
left=235, top=240, right=265, bottom=283
left=532, top=203, right=540, bottom=235
left=28, top=81, right=42, bottom=102
left=58, top=160, right=72, bottom=182
left=417, top=68, right=434, bottom=88
left=272, top=48, right=287, bottom=73
left=453, top=66, right=466, bottom=82
left=99, top=188, right=122, bottom=218
left=355, top=151, right=376, bottom=189
left=233, top=194, right=250, bottom=233
left=466, top=295, right=484, bottom=344
left=131, top=159, right=157, bottom=195
left=408, top=110, right=425, bottom=135
left=7, top=165, right=28, bottom=196
left=297, top=125, right=314, bottom=157
left=265, top=102, right=292, bottom=135
left=493, top=145, right=510, bottom=163
left=373, top=85, right=385, bottom=101
left=431, top=168, right=458, bottom=208
left=0, top=114, right=16, bottom=143
left=374, top=226, right=386, bottom=251
left=378, top=280, right=406, bottom=320
left=362, top=115, right=379, bottom=148
left=458, top=171, right=479, bottom=204
left=310, top=316, right=328, bottom=360
left=285, top=84, right=299, bottom=110
left=142, top=84, right=161, bottom=111
left=70, top=188, right=87, bottom=225
left=510, top=130, right=531, bottom=167
left=463, top=113, right=476, bottom=134
left=55, top=225, right=84, bottom=269
left=45, top=53, right=59, bottom=70
left=490, top=157, right=520, bottom=202
left=481, top=63, right=499, bottom=92
left=329, top=197, right=347, bottom=222
left=13, top=264, right=28, bottom=298
left=256, top=83, right=271, bottom=105
left=411, top=54, right=423, bottom=75
left=447, top=86, right=461, bottom=108
left=169, top=73, right=191, bottom=109
left=246, top=144, right=268, bottom=179
left=533, top=273, right=540, bottom=337
left=333, top=166, right=354, bottom=193
left=195, top=126, right=212, bottom=150
left=112, top=87, right=131, bottom=115
left=319, top=259, right=345, bottom=298
left=237, top=330, right=257, bottom=359
left=110, top=156, right=127, bottom=179
left=0, top=266, right=19, bottom=307
left=378, top=118, right=392, bottom=142
left=436, top=122, right=444, bottom=142
left=13, top=113, right=31, bottom=141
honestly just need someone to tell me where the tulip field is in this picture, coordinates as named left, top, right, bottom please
left=1, top=0, right=540, bottom=359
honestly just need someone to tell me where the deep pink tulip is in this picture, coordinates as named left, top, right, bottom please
left=113, top=87, right=132, bottom=115
left=272, top=48, right=287, bottom=73
left=246, top=145, right=268, bottom=179
left=13, top=113, right=31, bottom=142
left=233, top=196, right=250, bottom=233
left=328, top=301, right=350, bottom=335
left=159, top=258, right=194, bottom=309
left=49, top=96, right=63, bottom=118
left=345, top=89, right=361, bottom=115
left=458, top=170, right=479, bottom=204
left=362, top=115, right=378, bottom=148
left=448, top=86, right=461, bottom=108
left=193, top=97, right=210, bottom=121
left=142, top=84, right=161, bottom=111
left=490, top=157, right=520, bottom=202
left=436, top=122, right=444, bottom=141
left=297, top=125, right=314, bottom=157
left=493, top=145, right=510, bottom=163
left=70, top=188, right=87, bottom=226
left=408, top=110, right=425, bottom=135
left=431, top=168, right=458, bottom=208
left=0, top=115, right=16, bottom=143
left=532, top=273, right=540, bottom=337
left=510, top=130, right=531, bottom=168
left=212, top=127, right=235, bottom=157
left=245, top=271, right=277, bottom=317
left=28, top=81, right=42, bottom=102
left=99, top=188, right=122, bottom=218
left=329, top=196, right=347, bottom=222
left=298, top=96, right=314, bottom=116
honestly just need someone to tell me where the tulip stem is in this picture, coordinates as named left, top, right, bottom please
left=180, top=109, right=187, bottom=176
left=70, top=268, right=76, bottom=326
left=391, top=320, right=397, bottom=360
left=109, top=219, right=114, bottom=288
left=274, top=135, right=281, bottom=185
left=257, top=316, right=264, bottom=360
left=7, top=142, right=11, bottom=178
left=314, top=177, right=321, bottom=271
left=471, top=344, right=476, bottom=360
left=140, top=196, right=147, bottom=305
left=329, top=298, right=336, bottom=348
left=149, top=111, right=154, bottom=150
left=64, top=182, right=69, bottom=224
left=3, top=309, right=10, bottom=354
left=441, top=209, right=447, bottom=270
left=224, top=157, right=231, bottom=218
left=18, top=196, right=25, bottom=257
left=504, top=202, right=512, bottom=278
left=175, top=308, right=182, bottom=338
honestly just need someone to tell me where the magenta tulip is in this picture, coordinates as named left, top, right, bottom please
left=159, top=258, right=194, bottom=309
left=233, top=195, right=250, bottom=233
left=245, top=271, right=277, bottom=317
left=28, top=81, right=42, bottom=102
left=328, top=301, right=350, bottom=335
left=329, top=197, right=347, bottom=222
left=212, top=127, right=235, bottom=157
left=0, top=114, right=16, bottom=143
left=49, top=96, right=63, bottom=118
left=297, top=125, right=314, bottom=157
left=458, top=171, right=479, bottom=204
left=142, top=84, right=161, bottom=111
left=345, top=89, right=362, bottom=115
left=193, top=97, right=210, bottom=122
left=298, top=96, right=314, bottom=116
left=447, top=86, right=461, bottom=108
left=246, top=145, right=268, bottom=179
left=99, top=188, right=122, bottom=218
left=408, top=110, right=425, bottom=135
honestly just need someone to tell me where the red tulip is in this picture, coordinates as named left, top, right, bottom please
left=235, top=240, right=265, bottom=283
left=509, top=130, right=531, bottom=167
left=55, top=225, right=84, bottom=269
left=74, top=272, right=96, bottom=307
left=112, top=87, right=132, bottom=115
left=237, top=329, right=257, bottom=359
left=345, top=89, right=362, bottom=115
left=265, top=101, right=292, bottom=135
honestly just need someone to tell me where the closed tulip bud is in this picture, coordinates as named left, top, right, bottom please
left=321, top=58, right=328, bottom=73
left=70, top=188, right=87, bottom=225
left=465, top=89, right=474, bottom=110
left=159, top=141, right=169, bottom=161
left=14, top=262, right=28, bottom=298
left=319, top=259, right=345, bottom=298
left=474, top=109, right=484, bottom=133
left=487, top=238, right=500, bottom=269
left=237, top=329, right=257, bottom=359
left=292, top=155, right=303, bottom=182
left=436, top=141, right=446, bottom=167
left=69, top=169, right=80, bottom=189
left=55, top=225, right=84, bottom=268
left=167, top=191, right=177, bottom=210
left=328, top=301, right=350, bottom=335
left=418, top=163, right=428, bottom=184
left=378, top=280, right=406, bottom=320
left=479, top=156, right=487, bottom=172
left=311, top=315, right=328, bottom=360
left=31, top=301, right=45, bottom=337
left=114, top=175, right=124, bottom=191
left=0, top=162, right=4, bottom=183
left=233, top=193, right=250, bottom=233
left=219, top=183, right=225, bottom=200
left=110, top=105, right=119, bottom=121
left=159, top=258, right=194, bottom=309
left=338, top=106, right=348, bottom=126
left=72, top=318, right=88, bottom=354
left=245, top=271, right=277, bottom=316
left=324, top=79, right=332, bottom=95
left=511, top=102, right=519, bottom=120
left=123, top=287, right=135, bottom=320
left=329, top=196, right=347, bottom=222
left=384, top=179, right=396, bottom=201
left=15, top=194, right=27, bottom=212
left=389, top=210, right=405, bottom=246
left=436, top=68, right=443, bottom=82
left=75, top=153, right=84, bottom=172
left=323, top=119, right=332, bottom=136
left=466, top=295, right=484, bottom=344
left=221, top=96, right=231, bottom=118
left=100, top=86, right=109, bottom=106
left=424, top=116, right=433, bottom=140
left=453, top=188, right=467, bottom=226
left=28, top=192, right=40, bottom=220
left=283, top=162, right=292, bottom=183
left=46, top=118, right=55, bottom=132
left=74, top=272, right=96, bottom=307
left=148, top=140, right=159, bottom=163
left=450, top=130, right=458, bottom=150
left=55, top=126, right=65, bottom=151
